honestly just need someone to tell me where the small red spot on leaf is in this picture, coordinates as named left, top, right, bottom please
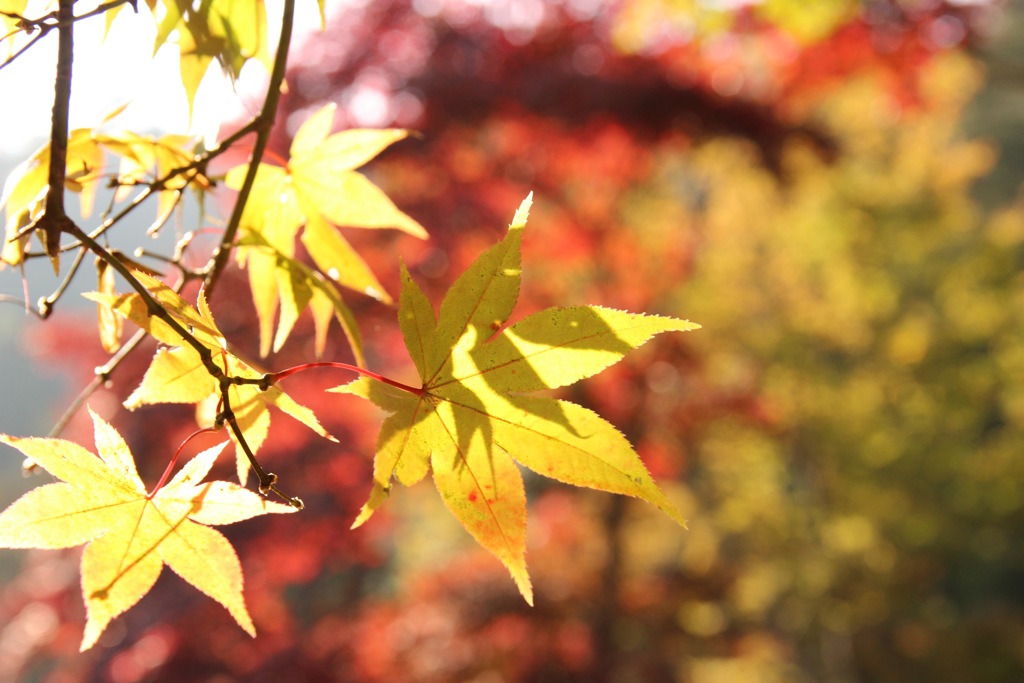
left=468, top=490, right=478, bottom=502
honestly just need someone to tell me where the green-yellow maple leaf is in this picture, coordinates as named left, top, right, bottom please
left=226, top=103, right=427, bottom=356
left=333, top=194, right=699, bottom=603
left=85, top=270, right=334, bottom=484
left=0, top=409, right=296, bottom=650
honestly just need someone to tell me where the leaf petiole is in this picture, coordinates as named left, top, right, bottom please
left=270, top=362, right=425, bottom=397
left=147, top=427, right=220, bottom=500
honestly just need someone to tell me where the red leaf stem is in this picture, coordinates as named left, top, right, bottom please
left=271, top=362, right=424, bottom=396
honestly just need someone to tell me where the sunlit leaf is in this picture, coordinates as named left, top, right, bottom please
left=333, top=194, right=698, bottom=602
left=237, top=232, right=366, bottom=363
left=226, top=103, right=424, bottom=355
left=96, top=259, right=122, bottom=353
left=150, top=0, right=271, bottom=115
left=301, top=213, right=391, bottom=303
left=0, top=409, right=296, bottom=650
left=100, top=132, right=206, bottom=229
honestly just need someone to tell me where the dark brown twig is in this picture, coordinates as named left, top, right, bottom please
left=37, top=245, right=87, bottom=317
left=65, top=222, right=300, bottom=506
left=36, top=0, right=75, bottom=260
left=201, top=0, right=295, bottom=297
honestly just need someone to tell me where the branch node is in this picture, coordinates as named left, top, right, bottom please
left=200, top=348, right=222, bottom=378
left=37, top=297, right=53, bottom=319
left=258, top=472, right=278, bottom=496
left=93, top=365, right=112, bottom=384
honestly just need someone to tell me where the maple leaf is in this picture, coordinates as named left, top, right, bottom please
left=333, top=194, right=700, bottom=603
left=0, top=409, right=296, bottom=650
left=225, top=103, right=427, bottom=356
left=96, top=259, right=123, bottom=353
left=85, top=271, right=334, bottom=484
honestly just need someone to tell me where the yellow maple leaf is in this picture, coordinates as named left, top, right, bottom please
left=0, top=409, right=296, bottom=650
left=333, top=195, right=699, bottom=603
left=226, top=103, right=427, bottom=356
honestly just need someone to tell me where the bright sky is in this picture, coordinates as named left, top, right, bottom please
left=0, top=0, right=327, bottom=156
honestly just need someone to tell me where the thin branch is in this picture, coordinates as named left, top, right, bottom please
left=64, top=223, right=222, bottom=375
left=220, top=412, right=303, bottom=508
left=45, top=327, right=149, bottom=440
left=66, top=223, right=300, bottom=504
left=73, top=0, right=137, bottom=25
left=134, top=248, right=198, bottom=281
left=201, top=0, right=295, bottom=297
left=0, top=0, right=134, bottom=33
left=162, top=116, right=261, bottom=183
left=0, top=0, right=134, bottom=72
left=0, top=294, right=45, bottom=318
left=17, top=119, right=260, bottom=260
left=0, top=30, right=48, bottom=73
left=0, top=8, right=56, bottom=32
left=37, top=245, right=87, bottom=317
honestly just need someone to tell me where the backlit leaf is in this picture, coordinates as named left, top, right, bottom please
left=333, top=194, right=699, bottom=602
left=0, top=409, right=296, bottom=650
left=237, top=232, right=365, bottom=363
left=150, top=0, right=270, bottom=116
left=226, top=103, right=424, bottom=355
left=96, top=259, right=122, bottom=353
left=101, top=132, right=207, bottom=231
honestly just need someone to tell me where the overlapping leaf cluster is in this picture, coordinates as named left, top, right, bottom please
left=1, top=129, right=205, bottom=267
left=85, top=270, right=333, bottom=484
left=103, top=0, right=286, bottom=114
